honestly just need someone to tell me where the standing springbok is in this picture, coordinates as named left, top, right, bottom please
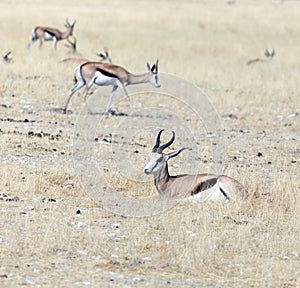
left=27, top=19, right=76, bottom=50
left=63, top=59, right=160, bottom=114
left=144, top=130, right=248, bottom=202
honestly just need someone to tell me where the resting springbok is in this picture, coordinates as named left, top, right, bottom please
left=27, top=19, right=76, bottom=50
left=247, top=48, right=275, bottom=65
left=60, top=37, right=112, bottom=66
left=64, top=36, right=111, bottom=63
left=63, top=59, right=160, bottom=114
left=144, top=130, right=248, bottom=202
left=64, top=37, right=113, bottom=63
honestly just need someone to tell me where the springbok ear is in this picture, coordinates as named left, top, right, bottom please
left=165, top=147, right=185, bottom=161
left=147, top=62, right=151, bottom=71
left=151, top=64, right=156, bottom=72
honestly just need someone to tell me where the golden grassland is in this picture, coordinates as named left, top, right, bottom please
left=0, top=0, right=300, bottom=287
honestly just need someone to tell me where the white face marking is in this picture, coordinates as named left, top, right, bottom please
left=94, top=71, right=118, bottom=86
left=144, top=153, right=164, bottom=175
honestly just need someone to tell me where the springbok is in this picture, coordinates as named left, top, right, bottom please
left=144, top=130, right=248, bottom=202
left=1, top=51, right=13, bottom=64
left=64, top=37, right=112, bottom=64
left=247, top=48, right=275, bottom=65
left=63, top=59, right=160, bottom=114
left=96, top=48, right=112, bottom=64
left=27, top=18, right=76, bottom=50
left=60, top=37, right=112, bottom=65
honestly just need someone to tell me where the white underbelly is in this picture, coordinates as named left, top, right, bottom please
left=187, top=183, right=229, bottom=202
left=44, top=32, right=54, bottom=41
left=94, top=71, right=118, bottom=86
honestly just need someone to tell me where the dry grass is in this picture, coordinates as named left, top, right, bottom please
left=0, top=0, right=300, bottom=287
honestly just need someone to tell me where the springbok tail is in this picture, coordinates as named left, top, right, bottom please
left=31, top=28, right=38, bottom=42
left=73, top=74, right=78, bottom=84
left=73, top=66, right=81, bottom=84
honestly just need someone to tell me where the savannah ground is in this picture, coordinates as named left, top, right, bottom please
left=0, top=0, right=299, bottom=287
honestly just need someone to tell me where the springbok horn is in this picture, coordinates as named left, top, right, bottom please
left=67, top=36, right=76, bottom=45
left=152, top=129, right=164, bottom=152
left=158, top=131, right=175, bottom=152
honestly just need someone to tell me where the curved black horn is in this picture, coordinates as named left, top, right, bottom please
left=158, top=131, right=175, bottom=152
left=152, top=129, right=164, bottom=152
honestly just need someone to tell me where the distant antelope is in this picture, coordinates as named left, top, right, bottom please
left=247, top=48, right=275, bottom=65
left=1, top=51, right=13, bottom=63
left=60, top=40, right=112, bottom=66
left=59, top=36, right=85, bottom=65
left=144, top=130, right=248, bottom=202
left=63, top=59, right=160, bottom=114
left=27, top=18, right=76, bottom=50
left=96, top=48, right=112, bottom=64
left=64, top=37, right=112, bottom=64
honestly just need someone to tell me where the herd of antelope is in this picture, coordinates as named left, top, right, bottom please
left=1, top=19, right=250, bottom=203
left=25, top=18, right=161, bottom=114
